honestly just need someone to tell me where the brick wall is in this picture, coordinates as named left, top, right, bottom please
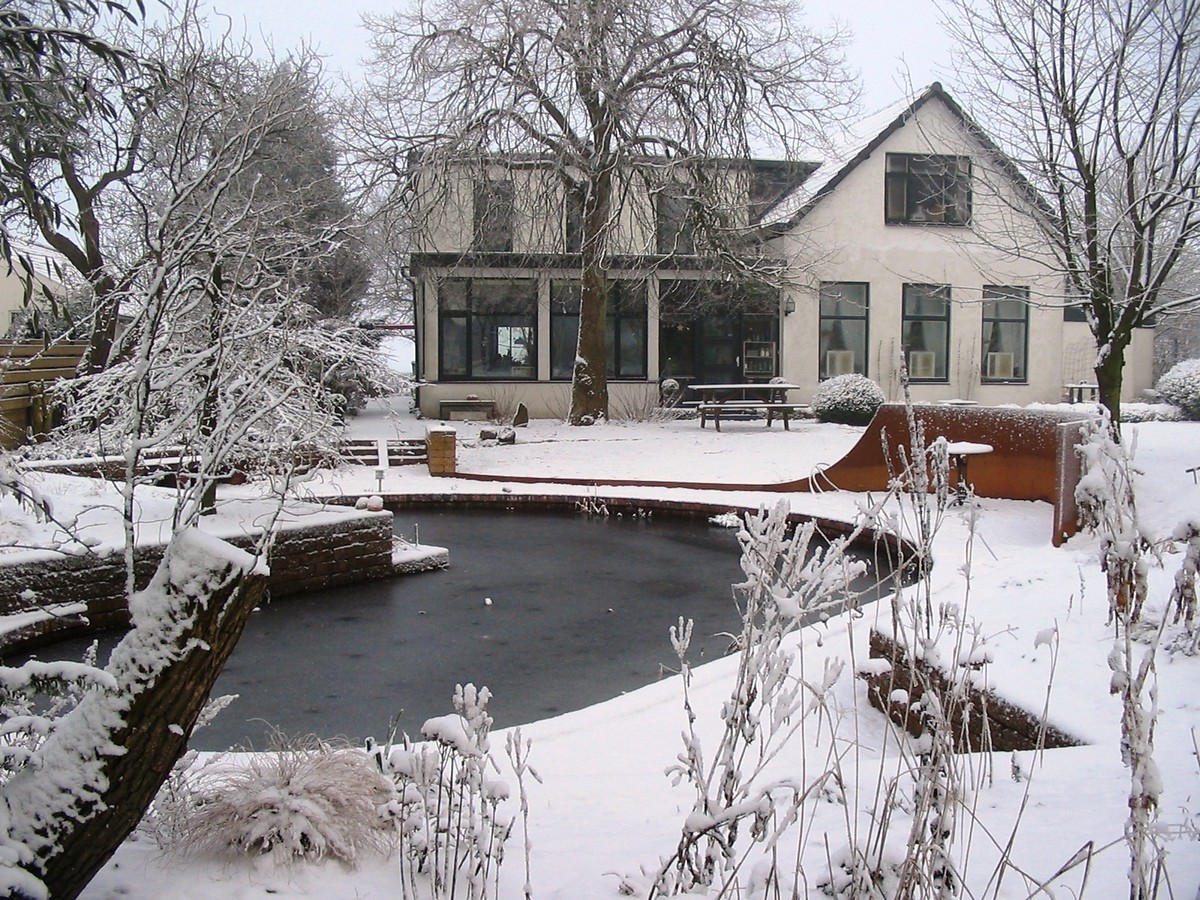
left=0, top=509, right=395, bottom=652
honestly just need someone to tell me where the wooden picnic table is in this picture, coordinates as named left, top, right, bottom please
left=1065, top=383, right=1099, bottom=403
left=689, top=382, right=807, bottom=432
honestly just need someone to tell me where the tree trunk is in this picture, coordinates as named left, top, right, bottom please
left=82, top=273, right=119, bottom=376
left=1096, top=338, right=1127, bottom=436
left=4, top=534, right=268, bottom=899
left=569, top=167, right=614, bottom=425
left=571, top=262, right=609, bottom=424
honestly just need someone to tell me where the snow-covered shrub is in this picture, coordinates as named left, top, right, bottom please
left=374, top=684, right=516, bottom=899
left=811, top=374, right=885, bottom=426
left=1121, top=402, right=1183, bottom=423
left=158, top=733, right=393, bottom=866
left=1154, top=358, right=1200, bottom=419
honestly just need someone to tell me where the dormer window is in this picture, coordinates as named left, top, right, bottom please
left=885, top=154, right=971, bottom=225
left=473, top=179, right=514, bottom=252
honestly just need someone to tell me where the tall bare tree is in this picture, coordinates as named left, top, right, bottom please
left=944, top=0, right=1200, bottom=426
left=359, top=0, right=853, bottom=423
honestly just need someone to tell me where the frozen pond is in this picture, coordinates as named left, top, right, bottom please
left=28, top=508, right=885, bottom=751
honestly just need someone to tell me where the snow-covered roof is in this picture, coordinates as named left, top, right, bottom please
left=6, top=238, right=67, bottom=285
left=758, top=85, right=942, bottom=230
left=759, top=82, right=1052, bottom=235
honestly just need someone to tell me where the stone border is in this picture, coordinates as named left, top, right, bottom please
left=345, top=490, right=916, bottom=584
left=860, top=630, right=1082, bottom=751
left=0, top=510, right=400, bottom=654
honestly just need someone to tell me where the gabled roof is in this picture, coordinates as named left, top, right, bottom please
left=6, top=238, right=67, bottom=284
left=761, top=82, right=1051, bottom=233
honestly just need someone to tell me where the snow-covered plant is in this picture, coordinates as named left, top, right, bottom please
left=152, top=731, right=394, bottom=866
left=375, top=684, right=515, bottom=900
left=653, top=499, right=875, bottom=896
left=1120, top=402, right=1183, bottom=423
left=1074, top=414, right=1170, bottom=896
left=0, top=647, right=112, bottom=783
left=1166, top=520, right=1200, bottom=654
left=0, top=454, right=51, bottom=522
left=811, top=373, right=885, bottom=426
left=1154, top=358, right=1200, bottom=419
left=1075, top=412, right=1152, bottom=624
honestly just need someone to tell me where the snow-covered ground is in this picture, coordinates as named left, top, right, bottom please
left=58, top=400, right=1200, bottom=898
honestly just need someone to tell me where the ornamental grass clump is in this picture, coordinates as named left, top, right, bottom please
left=812, top=374, right=885, bottom=426
left=156, top=731, right=394, bottom=866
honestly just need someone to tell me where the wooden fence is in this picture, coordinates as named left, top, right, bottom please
left=0, top=341, right=86, bottom=449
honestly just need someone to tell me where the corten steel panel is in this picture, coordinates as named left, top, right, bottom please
left=807, top=404, right=1095, bottom=544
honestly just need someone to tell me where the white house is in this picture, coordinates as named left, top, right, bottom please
left=0, top=239, right=69, bottom=337
left=407, top=84, right=1155, bottom=419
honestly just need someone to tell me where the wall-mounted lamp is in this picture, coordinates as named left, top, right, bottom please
left=375, top=467, right=385, bottom=493
left=783, top=297, right=796, bottom=315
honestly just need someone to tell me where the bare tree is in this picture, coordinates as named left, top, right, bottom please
left=0, top=11, right=393, bottom=896
left=944, top=0, right=1200, bottom=425
left=358, top=0, right=853, bottom=423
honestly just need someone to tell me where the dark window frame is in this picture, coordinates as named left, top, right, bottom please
left=981, top=285, right=1029, bottom=383
left=550, top=279, right=648, bottom=380
left=885, top=154, right=971, bottom=226
left=564, top=183, right=586, bottom=254
left=902, top=283, right=952, bottom=382
left=656, top=185, right=696, bottom=255
left=818, top=281, right=870, bottom=379
left=473, top=179, right=515, bottom=252
left=438, top=277, right=537, bottom=381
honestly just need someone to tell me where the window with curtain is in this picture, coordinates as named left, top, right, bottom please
left=819, top=282, right=869, bottom=378
left=473, top=180, right=514, bottom=252
left=656, top=185, right=696, bottom=254
left=902, top=283, right=951, bottom=381
left=982, top=285, right=1028, bottom=382
left=885, top=154, right=971, bottom=225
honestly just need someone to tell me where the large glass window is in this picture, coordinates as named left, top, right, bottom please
left=473, top=180, right=514, bottom=252
left=902, top=284, right=951, bottom=381
left=439, top=278, right=536, bottom=379
left=819, top=282, right=869, bottom=378
left=982, top=285, right=1028, bottom=382
left=550, top=280, right=647, bottom=379
left=885, top=154, right=971, bottom=225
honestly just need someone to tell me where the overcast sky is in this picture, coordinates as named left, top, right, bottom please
left=209, top=0, right=952, bottom=115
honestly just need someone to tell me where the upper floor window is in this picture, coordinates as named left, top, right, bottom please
left=902, top=283, right=951, bottom=381
left=656, top=185, right=696, bottom=255
left=564, top=183, right=586, bottom=254
left=473, top=179, right=514, bottom=252
left=819, top=282, right=869, bottom=378
left=885, top=154, right=971, bottom=225
left=982, top=286, right=1029, bottom=382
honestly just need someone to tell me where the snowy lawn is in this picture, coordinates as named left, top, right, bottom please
left=58, top=402, right=1200, bottom=898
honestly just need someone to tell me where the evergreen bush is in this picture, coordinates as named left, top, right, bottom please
left=811, top=373, right=885, bottom=426
left=1155, top=358, right=1200, bottom=420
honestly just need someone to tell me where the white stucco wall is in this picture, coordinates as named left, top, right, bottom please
left=774, top=99, right=1070, bottom=405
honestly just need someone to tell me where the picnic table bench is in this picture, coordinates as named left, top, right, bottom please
left=691, top=382, right=808, bottom=432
